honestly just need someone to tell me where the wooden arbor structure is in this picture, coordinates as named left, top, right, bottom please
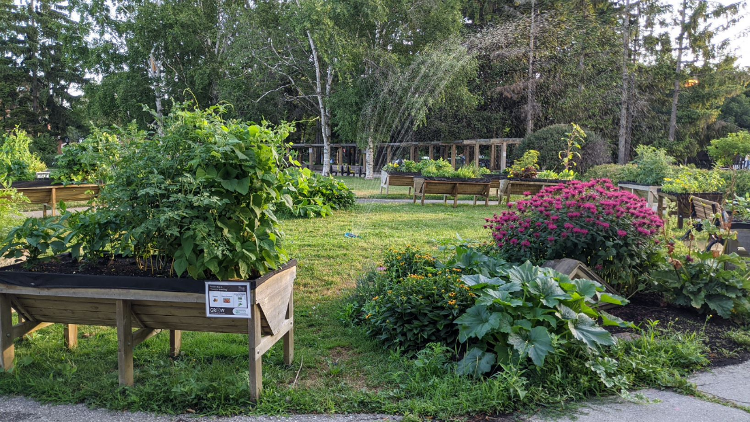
left=289, top=138, right=522, bottom=172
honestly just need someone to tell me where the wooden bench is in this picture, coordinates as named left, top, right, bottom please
left=689, top=196, right=747, bottom=257
left=13, top=184, right=100, bottom=217
left=380, top=172, right=416, bottom=195
left=412, top=178, right=491, bottom=207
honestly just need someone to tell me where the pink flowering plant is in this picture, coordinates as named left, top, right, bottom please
left=486, top=179, right=663, bottom=284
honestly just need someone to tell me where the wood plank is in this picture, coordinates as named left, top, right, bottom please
left=12, top=321, right=53, bottom=338
left=255, top=318, right=293, bottom=357
left=170, top=330, right=182, bottom=357
left=116, top=300, right=134, bottom=386
left=254, top=267, right=294, bottom=335
left=64, top=324, right=78, bottom=349
left=248, top=304, right=262, bottom=402
left=0, top=294, right=14, bottom=371
left=8, top=295, right=34, bottom=322
left=283, top=287, right=293, bottom=366
left=132, top=328, right=160, bottom=347
left=0, top=285, right=204, bottom=303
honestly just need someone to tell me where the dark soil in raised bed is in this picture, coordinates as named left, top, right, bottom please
left=10, top=179, right=58, bottom=188
left=606, top=292, right=750, bottom=367
left=1, top=254, right=181, bottom=278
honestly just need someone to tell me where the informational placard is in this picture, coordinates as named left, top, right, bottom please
left=205, top=281, right=252, bottom=318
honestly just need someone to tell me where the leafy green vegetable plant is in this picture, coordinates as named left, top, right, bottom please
left=454, top=261, right=630, bottom=375
left=661, top=167, right=726, bottom=194
left=0, top=215, right=71, bottom=265
left=52, top=128, right=124, bottom=184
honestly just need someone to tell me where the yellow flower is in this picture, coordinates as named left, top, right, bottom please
left=373, top=296, right=379, bottom=301
left=366, top=314, right=372, bottom=319
left=448, top=300, right=456, bottom=306
left=449, top=292, right=456, bottom=297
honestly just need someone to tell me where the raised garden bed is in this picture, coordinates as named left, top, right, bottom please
left=500, top=178, right=565, bottom=203
left=617, top=182, right=660, bottom=209
left=380, top=171, right=421, bottom=195
left=0, top=259, right=296, bottom=401
left=412, top=177, right=492, bottom=207
left=8, top=180, right=100, bottom=216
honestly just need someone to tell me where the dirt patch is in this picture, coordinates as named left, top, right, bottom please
left=606, top=293, right=750, bottom=367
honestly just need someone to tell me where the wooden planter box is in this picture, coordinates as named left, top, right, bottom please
left=10, top=183, right=100, bottom=217
left=617, top=182, right=660, bottom=209
left=656, top=191, right=724, bottom=229
left=0, top=260, right=296, bottom=401
left=380, top=171, right=420, bottom=195
left=412, top=177, right=492, bottom=207
left=500, top=179, right=563, bottom=204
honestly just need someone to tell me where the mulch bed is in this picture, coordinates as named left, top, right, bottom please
left=606, top=292, right=750, bottom=367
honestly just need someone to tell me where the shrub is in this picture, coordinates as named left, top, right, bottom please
left=0, top=189, right=26, bottom=239
left=707, top=131, right=750, bottom=168
left=661, top=167, right=726, bottom=194
left=652, top=251, right=750, bottom=319
left=583, top=164, right=635, bottom=185
left=279, top=167, right=355, bottom=218
left=52, top=129, right=123, bottom=184
left=621, top=145, right=675, bottom=186
left=721, top=169, right=750, bottom=197
left=508, top=150, right=540, bottom=179
left=419, top=158, right=458, bottom=177
left=0, top=127, right=46, bottom=184
left=485, top=179, right=663, bottom=287
left=515, top=124, right=611, bottom=173
left=352, top=246, right=476, bottom=352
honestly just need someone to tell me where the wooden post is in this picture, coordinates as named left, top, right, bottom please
left=51, top=187, right=57, bottom=216
left=248, top=304, right=263, bottom=401
left=500, top=143, right=508, bottom=171
left=428, top=145, right=434, bottom=160
left=64, top=324, right=78, bottom=349
left=491, top=145, right=496, bottom=169
left=451, top=145, right=456, bottom=168
left=474, top=143, right=480, bottom=167
left=308, top=147, right=314, bottom=168
left=170, top=330, right=182, bottom=358
left=410, top=146, right=416, bottom=161
left=283, top=289, right=294, bottom=365
left=0, top=294, right=14, bottom=371
left=337, top=147, right=343, bottom=165
left=387, top=146, right=392, bottom=164
left=116, top=300, right=134, bottom=386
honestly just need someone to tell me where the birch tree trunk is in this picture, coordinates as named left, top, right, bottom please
left=307, top=30, right=333, bottom=176
left=668, top=0, right=687, bottom=143
left=365, top=137, right=374, bottom=179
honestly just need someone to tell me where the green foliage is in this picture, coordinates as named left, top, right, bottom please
left=722, top=170, right=750, bottom=197
left=279, top=167, right=355, bottom=218
left=0, top=128, right=46, bottom=184
left=487, top=180, right=663, bottom=294
left=515, top=125, right=611, bottom=173
left=652, top=251, right=750, bottom=319
left=30, top=133, right=60, bottom=167
left=455, top=261, right=630, bottom=375
left=559, top=123, right=586, bottom=171
left=582, top=164, right=636, bottom=185
left=707, top=131, right=750, bottom=168
left=661, top=167, right=726, bottom=194
left=622, top=146, right=675, bottom=186
left=0, top=215, right=71, bottom=265
left=0, top=188, right=26, bottom=239
left=508, top=150, right=540, bottom=179
left=418, top=159, right=457, bottom=177
left=95, top=104, right=294, bottom=280
left=351, top=247, right=477, bottom=352
left=52, top=129, right=124, bottom=184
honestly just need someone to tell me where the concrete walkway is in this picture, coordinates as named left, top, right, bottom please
left=2, top=361, right=750, bottom=421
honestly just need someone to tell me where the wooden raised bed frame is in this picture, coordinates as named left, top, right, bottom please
left=0, top=261, right=296, bottom=401
left=500, top=179, right=561, bottom=203
left=380, top=171, right=417, bottom=195
left=412, top=177, right=491, bottom=207
left=13, top=184, right=100, bottom=217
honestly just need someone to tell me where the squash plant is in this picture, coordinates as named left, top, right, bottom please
left=98, top=104, right=295, bottom=280
left=454, top=261, right=631, bottom=376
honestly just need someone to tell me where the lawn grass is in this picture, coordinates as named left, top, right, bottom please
left=0, top=186, right=713, bottom=419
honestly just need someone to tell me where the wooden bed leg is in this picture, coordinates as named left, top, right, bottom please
left=283, top=289, right=294, bottom=366
left=0, top=294, right=14, bottom=371
left=64, top=324, right=78, bottom=349
left=421, top=192, right=426, bottom=206
left=116, top=300, right=134, bottom=386
left=248, top=304, right=263, bottom=402
left=454, top=195, right=459, bottom=208
left=473, top=195, right=477, bottom=205
left=170, top=330, right=182, bottom=358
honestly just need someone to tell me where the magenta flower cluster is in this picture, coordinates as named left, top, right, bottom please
left=485, top=179, right=663, bottom=276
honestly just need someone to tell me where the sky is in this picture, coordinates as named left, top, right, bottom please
left=664, top=0, right=750, bottom=67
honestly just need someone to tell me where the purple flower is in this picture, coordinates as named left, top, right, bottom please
left=617, top=230, right=627, bottom=237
